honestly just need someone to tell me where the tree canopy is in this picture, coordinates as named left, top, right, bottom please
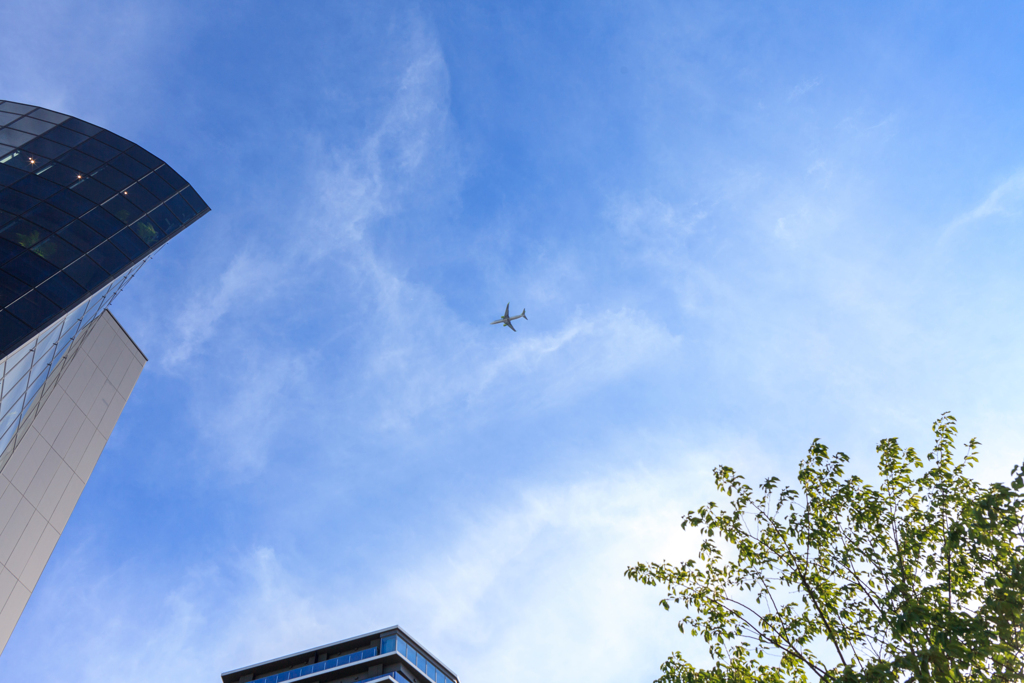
left=626, top=414, right=1024, bottom=682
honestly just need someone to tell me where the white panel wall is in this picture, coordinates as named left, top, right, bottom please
left=0, top=310, right=145, bottom=656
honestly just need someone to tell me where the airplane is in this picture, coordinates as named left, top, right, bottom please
left=491, top=303, right=527, bottom=331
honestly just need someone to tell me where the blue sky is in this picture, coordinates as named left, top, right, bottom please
left=2, top=1, right=1024, bottom=681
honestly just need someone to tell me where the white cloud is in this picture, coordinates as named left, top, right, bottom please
left=944, top=170, right=1024, bottom=236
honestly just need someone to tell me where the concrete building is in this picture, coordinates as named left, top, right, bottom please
left=0, top=100, right=209, bottom=654
left=221, top=627, right=460, bottom=683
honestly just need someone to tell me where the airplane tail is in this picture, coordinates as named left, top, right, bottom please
left=521, top=309, right=527, bottom=320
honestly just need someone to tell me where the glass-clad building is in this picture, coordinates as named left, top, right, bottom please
left=221, top=626, right=460, bottom=683
left=0, top=99, right=209, bottom=458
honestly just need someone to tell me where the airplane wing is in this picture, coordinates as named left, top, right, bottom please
left=504, top=303, right=510, bottom=317
left=507, top=321, right=516, bottom=332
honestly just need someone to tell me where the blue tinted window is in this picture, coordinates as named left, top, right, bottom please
left=123, top=183, right=159, bottom=212
left=102, top=194, right=141, bottom=224
left=180, top=185, right=209, bottom=213
left=77, top=138, right=118, bottom=162
left=11, top=173, right=60, bottom=200
left=165, top=193, right=196, bottom=222
left=0, top=102, right=32, bottom=114
left=0, top=272, right=30, bottom=307
left=92, top=165, right=132, bottom=191
left=32, top=236, right=81, bottom=267
left=0, top=163, right=25, bottom=186
left=58, top=221, right=103, bottom=251
left=7, top=290, right=60, bottom=329
left=21, top=137, right=69, bottom=160
left=88, top=241, right=129, bottom=274
left=312, top=662, right=325, bottom=672
left=47, top=189, right=94, bottom=217
left=109, top=228, right=147, bottom=259
left=26, top=108, right=67, bottom=125
left=42, top=126, right=88, bottom=148
left=80, top=208, right=122, bottom=237
left=23, top=203, right=72, bottom=231
left=1, top=220, right=48, bottom=249
left=64, top=256, right=109, bottom=290
left=36, top=271, right=84, bottom=308
left=147, top=204, right=181, bottom=235
left=381, top=636, right=396, bottom=653
left=57, top=149, right=102, bottom=174
left=326, top=658, right=339, bottom=668
left=139, top=171, right=175, bottom=201
left=124, top=144, right=161, bottom=169
left=417, top=653, right=426, bottom=670
left=108, top=153, right=149, bottom=180
left=70, top=177, right=116, bottom=204
left=0, top=128, right=33, bottom=148
left=0, top=112, right=18, bottom=126
left=1, top=150, right=43, bottom=172
left=0, top=239, right=19, bottom=264
left=427, top=663, right=436, bottom=679
left=37, top=163, right=81, bottom=186
left=0, top=187, right=39, bottom=213
left=129, top=218, right=160, bottom=246
left=4, top=251, right=59, bottom=286
left=60, top=117, right=101, bottom=137
left=351, top=651, right=363, bottom=662
left=155, top=164, right=187, bottom=190
left=93, top=129, right=130, bottom=151
left=0, top=311, right=30, bottom=350
left=8, top=116, right=55, bottom=136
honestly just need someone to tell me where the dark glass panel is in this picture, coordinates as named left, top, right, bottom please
left=47, top=189, right=94, bottom=217
left=130, top=218, right=160, bottom=245
left=21, top=137, right=69, bottom=160
left=147, top=204, right=180, bottom=235
left=0, top=209, right=12, bottom=227
left=61, top=117, right=101, bottom=137
left=80, top=208, right=122, bottom=237
left=42, top=125, right=88, bottom=148
left=102, top=194, right=141, bottom=224
left=0, top=272, right=30, bottom=307
left=93, top=129, right=130, bottom=151
left=91, top=165, right=132, bottom=191
left=6, top=289, right=60, bottom=328
left=0, top=187, right=39, bottom=213
left=58, top=221, right=103, bottom=251
left=1, top=150, right=47, bottom=172
left=108, top=153, right=148, bottom=180
left=0, top=239, right=19, bottom=264
left=0, top=164, right=26, bottom=187
left=10, top=173, right=60, bottom=200
left=63, top=255, right=108, bottom=290
left=22, top=203, right=72, bottom=231
left=36, top=271, right=85, bottom=308
left=88, top=241, right=129, bottom=273
left=31, top=236, right=81, bottom=267
left=124, top=145, right=162, bottom=169
left=57, top=149, right=102, bottom=174
left=165, top=194, right=196, bottom=222
left=110, top=228, right=147, bottom=259
left=180, top=186, right=210, bottom=213
left=0, top=102, right=32, bottom=114
left=8, top=116, right=54, bottom=136
left=0, top=112, right=18, bottom=126
left=0, top=312, right=31, bottom=351
left=0, top=128, right=34, bottom=148
left=3, top=251, right=59, bottom=285
left=28, top=108, right=69, bottom=125
left=139, top=172, right=174, bottom=200
left=123, top=183, right=158, bottom=212
left=155, top=164, right=187, bottom=190
left=77, top=138, right=118, bottom=162
left=70, top=177, right=115, bottom=204
left=0, top=220, right=49, bottom=249
left=36, top=163, right=81, bottom=186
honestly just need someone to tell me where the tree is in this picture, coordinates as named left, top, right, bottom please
left=626, top=414, right=1024, bottom=682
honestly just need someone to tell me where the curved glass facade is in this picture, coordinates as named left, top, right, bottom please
left=0, top=100, right=210, bottom=357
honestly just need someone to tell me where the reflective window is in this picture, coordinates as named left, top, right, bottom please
left=180, top=186, right=210, bottom=213
left=57, top=149, right=102, bottom=174
left=0, top=129, right=34, bottom=148
left=80, top=208, right=122, bottom=237
left=129, top=218, right=160, bottom=246
left=6, top=290, right=59, bottom=328
left=108, top=153, right=149, bottom=180
left=61, top=117, right=101, bottom=137
left=0, top=272, right=30, bottom=307
left=32, top=236, right=81, bottom=267
left=0, top=187, right=39, bottom=214
left=0, top=112, right=19, bottom=126
left=165, top=193, right=197, bottom=222
left=47, top=189, right=95, bottom=218
left=21, top=137, right=69, bottom=160
left=42, top=125, right=88, bottom=148
left=11, top=173, right=60, bottom=200
left=124, top=144, right=162, bottom=170
left=88, top=241, right=129, bottom=274
left=4, top=251, right=59, bottom=286
left=92, top=165, right=132, bottom=191
left=36, top=272, right=85, bottom=308
left=63, top=255, right=107, bottom=290
left=94, top=129, right=130, bottom=151
left=8, top=116, right=55, bottom=136
left=0, top=220, right=48, bottom=249
left=139, top=171, right=175, bottom=200
left=70, top=177, right=116, bottom=204
left=77, top=138, right=118, bottom=162
left=23, top=203, right=72, bottom=231
left=0, top=163, right=26, bottom=186
left=26, top=108, right=68, bottom=125
left=2, top=150, right=46, bottom=172
left=123, top=183, right=159, bottom=212
left=0, top=240, right=19, bottom=265
left=102, top=194, right=142, bottom=224
left=37, top=163, right=82, bottom=186
left=155, top=164, right=187, bottom=190
left=109, top=228, right=147, bottom=259
left=0, top=102, right=33, bottom=115
left=147, top=204, right=181, bottom=235
left=59, top=221, right=103, bottom=251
